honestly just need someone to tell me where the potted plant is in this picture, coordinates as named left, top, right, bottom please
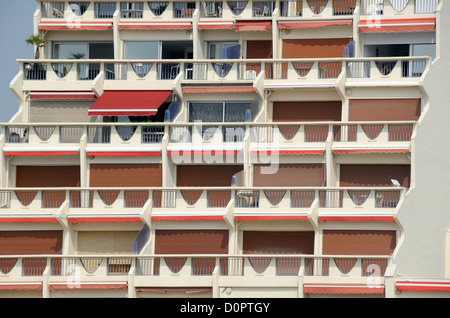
left=25, top=34, right=47, bottom=59
left=24, top=35, right=48, bottom=79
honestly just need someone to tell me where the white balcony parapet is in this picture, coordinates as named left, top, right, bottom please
left=0, top=121, right=416, bottom=161
left=0, top=254, right=391, bottom=290
left=0, top=186, right=404, bottom=223
left=36, top=0, right=439, bottom=29
left=17, top=57, right=431, bottom=92
left=0, top=121, right=416, bottom=160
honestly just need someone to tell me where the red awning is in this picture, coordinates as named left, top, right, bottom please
left=118, top=21, right=192, bottom=30
left=198, top=21, right=234, bottom=30
left=182, top=86, right=255, bottom=94
left=235, top=216, right=308, bottom=221
left=235, top=20, right=271, bottom=32
left=279, top=19, right=352, bottom=29
left=39, top=21, right=113, bottom=30
left=136, top=287, right=212, bottom=292
left=68, top=217, right=142, bottom=223
left=359, top=18, right=436, bottom=33
left=88, top=90, right=172, bottom=116
left=333, top=148, right=409, bottom=155
left=0, top=283, right=42, bottom=291
left=396, top=281, right=450, bottom=292
left=319, top=216, right=395, bottom=222
left=49, top=282, right=127, bottom=290
left=4, top=147, right=79, bottom=157
left=251, top=149, right=324, bottom=156
left=86, top=148, right=161, bottom=157
left=151, top=216, right=224, bottom=221
left=304, top=283, right=385, bottom=294
left=0, top=217, right=59, bottom=223
left=30, top=91, right=97, bottom=100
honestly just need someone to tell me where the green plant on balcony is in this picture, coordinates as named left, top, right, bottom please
left=25, top=35, right=47, bottom=59
left=69, top=52, right=86, bottom=59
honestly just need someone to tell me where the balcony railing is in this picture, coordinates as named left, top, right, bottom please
left=37, top=0, right=439, bottom=28
left=18, top=57, right=431, bottom=91
left=1, top=121, right=416, bottom=159
left=0, top=254, right=391, bottom=286
left=0, top=186, right=403, bottom=213
left=360, top=0, right=440, bottom=15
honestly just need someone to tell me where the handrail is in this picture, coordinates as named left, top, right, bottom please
left=17, top=56, right=432, bottom=63
left=0, top=253, right=392, bottom=259
left=0, top=186, right=405, bottom=191
left=0, top=121, right=418, bottom=127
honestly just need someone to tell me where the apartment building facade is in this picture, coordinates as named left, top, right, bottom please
left=1, top=0, right=450, bottom=298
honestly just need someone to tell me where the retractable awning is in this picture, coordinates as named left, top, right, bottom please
left=359, top=18, right=436, bottom=33
left=279, top=19, right=352, bottom=29
left=39, top=21, right=113, bottom=30
left=30, top=91, right=97, bottom=100
left=118, top=21, right=192, bottom=30
left=235, top=20, right=271, bottom=32
left=88, top=90, right=172, bottom=116
left=198, top=21, right=234, bottom=30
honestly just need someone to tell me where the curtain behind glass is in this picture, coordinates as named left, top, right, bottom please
left=224, top=102, right=250, bottom=122
left=189, top=102, right=224, bottom=122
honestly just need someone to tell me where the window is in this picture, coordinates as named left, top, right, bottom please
left=124, top=41, right=160, bottom=59
left=53, top=42, right=114, bottom=59
left=53, top=43, right=88, bottom=59
left=208, top=42, right=240, bottom=59
left=188, top=102, right=251, bottom=123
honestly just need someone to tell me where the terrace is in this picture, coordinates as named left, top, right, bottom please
left=36, top=0, right=440, bottom=27
left=0, top=183, right=404, bottom=223
left=14, top=56, right=431, bottom=95
left=1, top=120, right=416, bottom=162
left=0, top=253, right=393, bottom=297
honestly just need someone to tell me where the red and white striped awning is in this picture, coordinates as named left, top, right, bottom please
left=250, top=148, right=325, bottom=156
left=0, top=282, right=42, bottom=291
left=39, top=21, right=113, bottom=30
left=198, top=21, right=234, bottom=30
left=182, top=86, right=255, bottom=94
left=279, top=19, right=352, bottom=29
left=30, top=91, right=97, bottom=100
left=151, top=215, right=224, bottom=221
left=0, top=216, right=59, bottom=223
left=67, top=216, right=142, bottom=223
left=3, top=147, right=80, bottom=157
left=168, top=146, right=243, bottom=157
left=118, top=21, right=192, bottom=30
left=359, top=18, right=436, bottom=33
left=235, top=20, right=271, bottom=32
left=332, top=147, right=409, bottom=155
left=319, top=215, right=396, bottom=222
left=86, top=147, right=161, bottom=157
left=396, top=280, right=450, bottom=292
left=49, top=281, right=127, bottom=290
left=304, top=283, right=385, bottom=294
left=235, top=215, right=308, bottom=221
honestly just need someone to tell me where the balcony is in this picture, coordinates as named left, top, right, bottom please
left=1, top=121, right=416, bottom=160
left=0, top=253, right=392, bottom=296
left=0, top=184, right=403, bottom=223
left=36, top=0, right=440, bottom=32
left=15, top=57, right=431, bottom=95
left=360, top=0, right=440, bottom=16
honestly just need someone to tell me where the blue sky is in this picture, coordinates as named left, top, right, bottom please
left=0, top=0, right=37, bottom=122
